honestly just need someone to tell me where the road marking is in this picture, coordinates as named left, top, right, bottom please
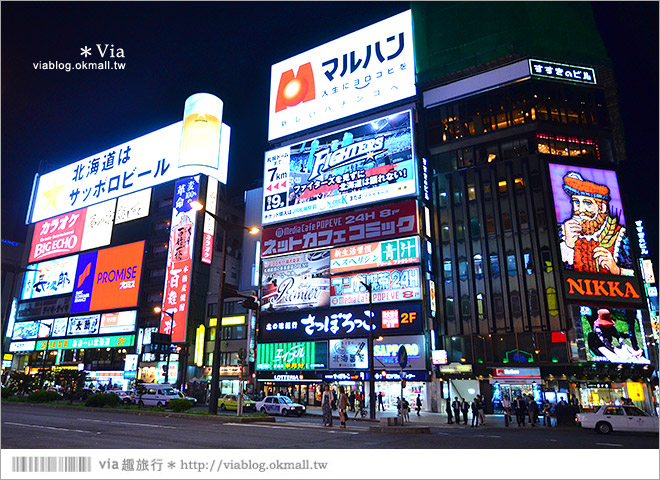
left=77, top=418, right=177, bottom=429
left=595, top=442, right=624, bottom=447
left=223, top=423, right=359, bottom=434
left=545, top=439, right=558, bottom=442
left=5, top=422, right=98, bottom=434
left=486, top=435, right=501, bottom=438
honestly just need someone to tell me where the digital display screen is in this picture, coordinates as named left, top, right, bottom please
left=256, top=341, right=328, bottom=370
left=330, top=266, right=422, bottom=306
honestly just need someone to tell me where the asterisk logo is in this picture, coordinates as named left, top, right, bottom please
left=80, top=46, right=92, bottom=57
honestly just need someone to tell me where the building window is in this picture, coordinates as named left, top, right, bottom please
left=493, top=295, right=505, bottom=317
left=536, top=208, right=547, bottom=229
left=458, top=257, right=468, bottom=281
left=467, top=184, right=476, bottom=201
left=546, top=288, right=559, bottom=316
left=446, top=298, right=455, bottom=319
left=470, top=218, right=481, bottom=239
left=528, top=289, right=540, bottom=314
left=461, top=295, right=471, bottom=316
left=441, top=224, right=450, bottom=243
left=523, top=251, right=534, bottom=275
left=506, top=253, right=517, bottom=276
left=474, top=254, right=484, bottom=279
left=510, top=291, right=522, bottom=316
left=456, top=222, right=465, bottom=241
left=490, top=255, right=500, bottom=278
left=514, top=177, right=524, bottom=190
left=541, top=248, right=553, bottom=273
left=476, top=293, right=485, bottom=320
left=519, top=210, right=529, bottom=229
left=502, top=212, right=512, bottom=231
left=438, top=192, right=449, bottom=208
left=443, top=260, right=453, bottom=282
left=498, top=180, right=507, bottom=193
left=486, top=216, right=496, bottom=234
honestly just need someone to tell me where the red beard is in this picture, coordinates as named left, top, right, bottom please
left=579, top=212, right=608, bottom=235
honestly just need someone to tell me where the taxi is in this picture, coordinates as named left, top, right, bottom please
left=255, top=395, right=306, bottom=417
left=218, top=393, right=256, bottom=411
left=576, top=404, right=659, bottom=434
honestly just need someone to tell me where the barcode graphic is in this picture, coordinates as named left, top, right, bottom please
left=11, top=456, right=91, bottom=473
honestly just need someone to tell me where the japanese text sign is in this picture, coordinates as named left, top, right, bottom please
left=328, top=338, right=368, bottom=369
left=330, top=266, right=422, bottom=306
left=268, top=10, right=415, bottom=140
left=330, top=236, right=419, bottom=274
left=529, top=59, right=596, bottom=85
left=22, top=255, right=78, bottom=300
left=263, top=110, right=416, bottom=225
left=261, top=199, right=418, bottom=257
left=373, top=335, right=425, bottom=370
left=160, top=176, right=199, bottom=342
left=256, top=341, right=328, bottom=370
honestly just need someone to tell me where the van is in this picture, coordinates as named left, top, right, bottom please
left=135, top=384, right=180, bottom=408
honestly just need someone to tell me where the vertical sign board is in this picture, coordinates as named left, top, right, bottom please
left=160, top=176, right=200, bottom=343
left=263, top=110, right=416, bottom=225
left=201, top=177, right=218, bottom=264
left=330, top=236, right=419, bottom=274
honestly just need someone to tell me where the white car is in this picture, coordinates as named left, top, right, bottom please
left=255, top=396, right=306, bottom=417
left=576, top=405, right=659, bottom=434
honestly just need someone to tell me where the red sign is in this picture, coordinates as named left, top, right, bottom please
left=563, top=271, right=643, bottom=307
left=29, top=210, right=87, bottom=262
left=201, top=232, right=213, bottom=264
left=261, top=199, right=418, bottom=257
left=90, top=241, right=144, bottom=311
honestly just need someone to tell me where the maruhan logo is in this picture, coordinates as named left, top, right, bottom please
left=275, top=63, right=315, bottom=112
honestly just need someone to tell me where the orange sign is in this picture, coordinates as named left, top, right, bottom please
left=90, top=241, right=144, bottom=311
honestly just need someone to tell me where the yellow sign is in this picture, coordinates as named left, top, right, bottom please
left=3, top=354, right=13, bottom=361
left=194, top=325, right=205, bottom=367
left=221, top=315, right=246, bottom=326
left=209, top=318, right=217, bottom=327
left=626, top=382, right=645, bottom=401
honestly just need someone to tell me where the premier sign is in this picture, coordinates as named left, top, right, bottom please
left=268, top=10, right=415, bottom=140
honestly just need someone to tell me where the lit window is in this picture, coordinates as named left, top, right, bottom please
left=498, top=180, right=507, bottom=193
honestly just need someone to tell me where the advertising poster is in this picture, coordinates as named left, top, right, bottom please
left=549, top=164, right=633, bottom=277
left=261, top=199, right=418, bottom=257
left=268, top=10, right=415, bottom=140
left=259, top=301, right=422, bottom=342
left=38, top=318, right=68, bottom=338
left=256, top=341, right=328, bottom=370
left=373, top=334, right=426, bottom=370
left=575, top=305, right=650, bottom=364
left=115, top=188, right=152, bottom=224
left=330, top=236, right=419, bottom=274
left=79, top=198, right=116, bottom=252
left=15, top=296, right=72, bottom=321
left=21, top=255, right=78, bottom=300
left=261, top=251, right=330, bottom=313
left=11, top=321, right=39, bottom=340
left=28, top=209, right=86, bottom=263
left=67, top=314, right=101, bottom=336
left=263, top=110, right=417, bottom=225
left=70, top=241, right=145, bottom=313
left=201, top=177, right=218, bottom=264
left=328, top=338, right=368, bottom=369
left=160, top=176, right=199, bottom=343
left=330, top=266, right=421, bottom=306
left=99, top=310, right=137, bottom=334
left=35, top=334, right=135, bottom=351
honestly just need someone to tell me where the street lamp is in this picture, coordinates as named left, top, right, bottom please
left=359, top=280, right=376, bottom=420
left=39, top=321, right=54, bottom=390
left=154, top=307, right=175, bottom=384
left=190, top=200, right=260, bottom=415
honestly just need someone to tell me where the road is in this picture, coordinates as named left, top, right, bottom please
left=2, top=403, right=658, bottom=449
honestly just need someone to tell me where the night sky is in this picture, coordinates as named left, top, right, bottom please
left=2, top=2, right=658, bottom=265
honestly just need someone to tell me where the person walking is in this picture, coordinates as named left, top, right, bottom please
left=415, top=394, right=422, bottom=416
left=452, top=397, right=461, bottom=425
left=445, top=397, right=454, bottom=424
left=501, top=396, right=512, bottom=427
left=402, top=398, right=410, bottom=423
left=377, top=391, right=385, bottom=411
left=460, top=398, right=469, bottom=425
left=338, top=386, right=349, bottom=429
left=477, top=395, right=486, bottom=426
left=471, top=398, right=479, bottom=427
left=527, top=395, right=539, bottom=427
left=348, top=391, right=356, bottom=412
left=513, top=395, right=527, bottom=427
left=541, top=400, right=551, bottom=427
left=321, top=385, right=333, bottom=427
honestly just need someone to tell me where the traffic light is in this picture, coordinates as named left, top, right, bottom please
left=161, top=364, right=168, bottom=377
left=401, top=379, right=407, bottom=388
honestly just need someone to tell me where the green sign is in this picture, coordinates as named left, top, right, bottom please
left=256, top=341, right=327, bottom=370
left=36, top=335, right=135, bottom=351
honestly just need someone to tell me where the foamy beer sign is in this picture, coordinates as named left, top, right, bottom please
left=179, top=93, right=224, bottom=170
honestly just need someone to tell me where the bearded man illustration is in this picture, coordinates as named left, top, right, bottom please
left=559, top=172, right=633, bottom=275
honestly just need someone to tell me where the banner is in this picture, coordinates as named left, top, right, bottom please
left=160, top=176, right=199, bottom=342
left=328, top=338, right=368, bottom=369
left=262, top=199, right=418, bottom=257
left=115, top=188, right=152, bottom=224
left=330, top=266, right=421, bottom=306
left=21, top=255, right=78, bottom=300
left=263, top=110, right=416, bottom=225
left=261, top=251, right=330, bottom=313
left=330, top=236, right=419, bottom=274
left=373, top=335, right=426, bottom=370
left=256, top=341, right=328, bottom=370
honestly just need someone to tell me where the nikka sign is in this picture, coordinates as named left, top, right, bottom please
left=563, top=271, right=644, bottom=307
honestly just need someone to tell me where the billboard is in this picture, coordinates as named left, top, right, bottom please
left=29, top=119, right=231, bottom=224
left=256, top=341, right=328, bottom=370
left=35, top=334, right=135, bottom=351
left=201, top=177, right=218, bottom=264
left=575, top=305, right=650, bottom=364
left=330, top=266, right=421, bottom=306
left=268, top=10, right=415, bottom=140
left=259, top=301, right=422, bottom=342
left=11, top=321, right=39, bottom=340
left=99, top=310, right=137, bottom=334
left=115, top=188, right=152, bottom=224
left=70, top=241, right=145, bottom=313
left=328, top=338, right=368, bottom=369
left=330, top=236, right=419, bottom=274
left=21, top=255, right=78, bottom=300
left=160, top=177, right=199, bottom=343
left=263, top=110, right=416, bottom=225
left=66, top=314, right=101, bottom=336
left=373, top=335, right=426, bottom=370
left=262, top=199, right=418, bottom=257
left=549, top=164, right=633, bottom=277
left=261, top=251, right=330, bottom=313
left=38, top=318, right=68, bottom=338
left=15, top=297, right=71, bottom=321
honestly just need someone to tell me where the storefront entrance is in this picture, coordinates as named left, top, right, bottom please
left=374, top=381, right=426, bottom=411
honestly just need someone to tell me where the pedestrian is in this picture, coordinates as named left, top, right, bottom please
left=477, top=395, right=486, bottom=426
left=460, top=397, right=469, bottom=425
left=445, top=397, right=454, bottom=424
left=338, top=386, right=349, bottom=429
left=321, top=384, right=333, bottom=427
left=396, top=396, right=402, bottom=416
left=471, top=398, right=479, bottom=427
left=331, top=388, right=337, bottom=411
left=349, top=391, right=356, bottom=412
left=378, top=391, right=385, bottom=411
left=402, top=398, right=410, bottom=423
left=452, top=397, right=461, bottom=424
left=415, top=394, right=422, bottom=416
left=527, top=395, right=539, bottom=427
left=513, top=395, right=527, bottom=427
left=501, top=396, right=512, bottom=427
left=542, top=400, right=552, bottom=427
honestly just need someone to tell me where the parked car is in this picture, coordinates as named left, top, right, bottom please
left=255, top=395, right=306, bottom=417
left=135, top=384, right=180, bottom=408
left=174, top=388, right=197, bottom=405
left=73, top=388, right=95, bottom=401
left=218, top=393, right=256, bottom=411
left=576, top=405, right=659, bottom=434
left=107, top=389, right=133, bottom=405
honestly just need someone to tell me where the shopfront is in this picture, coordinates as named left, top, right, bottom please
left=259, top=373, right=324, bottom=406
left=490, top=367, right=546, bottom=412
left=576, top=381, right=652, bottom=412
left=373, top=371, right=428, bottom=410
